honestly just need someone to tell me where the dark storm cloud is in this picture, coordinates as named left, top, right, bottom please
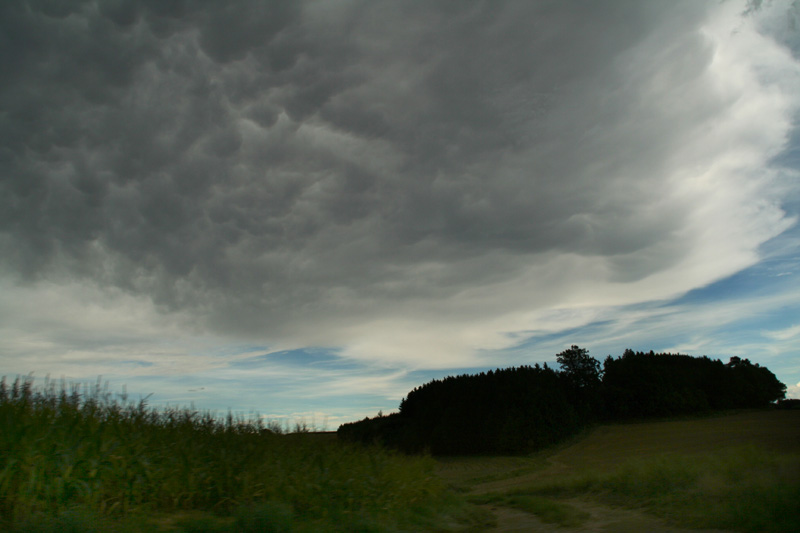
left=0, top=0, right=795, bottom=353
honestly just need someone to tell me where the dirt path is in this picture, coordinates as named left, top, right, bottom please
left=457, top=456, right=733, bottom=533
left=483, top=499, right=731, bottom=532
left=435, top=410, right=800, bottom=532
left=438, top=455, right=728, bottom=532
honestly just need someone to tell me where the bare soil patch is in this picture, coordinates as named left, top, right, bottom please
left=484, top=499, right=730, bottom=532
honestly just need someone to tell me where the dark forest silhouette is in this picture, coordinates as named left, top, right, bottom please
left=337, top=347, right=787, bottom=455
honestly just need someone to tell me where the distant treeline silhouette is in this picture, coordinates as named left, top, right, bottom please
left=337, top=347, right=787, bottom=455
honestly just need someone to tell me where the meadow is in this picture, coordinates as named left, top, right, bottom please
left=3, top=374, right=798, bottom=532
left=439, top=410, right=800, bottom=532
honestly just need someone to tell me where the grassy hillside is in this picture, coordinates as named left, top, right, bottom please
left=439, top=409, right=800, bottom=533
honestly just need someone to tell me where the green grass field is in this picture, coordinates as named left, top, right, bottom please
left=438, top=409, right=800, bottom=532
left=3, top=375, right=798, bottom=532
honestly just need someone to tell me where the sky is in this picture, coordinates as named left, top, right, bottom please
left=1, top=0, right=800, bottom=429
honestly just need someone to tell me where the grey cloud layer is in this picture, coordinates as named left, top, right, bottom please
left=1, top=1, right=794, bottom=347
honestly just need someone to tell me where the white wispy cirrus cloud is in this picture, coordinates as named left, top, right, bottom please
left=762, top=323, right=800, bottom=341
left=1, top=0, right=799, bottom=416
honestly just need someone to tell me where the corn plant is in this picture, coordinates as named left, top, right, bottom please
left=0, top=376, right=473, bottom=531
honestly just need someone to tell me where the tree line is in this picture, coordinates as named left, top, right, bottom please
left=337, top=347, right=787, bottom=455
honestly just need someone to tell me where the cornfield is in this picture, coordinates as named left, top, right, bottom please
left=0, top=376, right=469, bottom=532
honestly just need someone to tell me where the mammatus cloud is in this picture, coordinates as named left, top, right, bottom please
left=0, top=0, right=799, bottom=379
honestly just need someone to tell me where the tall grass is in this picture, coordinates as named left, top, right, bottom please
left=523, top=445, right=800, bottom=533
left=0, top=376, right=477, bottom=532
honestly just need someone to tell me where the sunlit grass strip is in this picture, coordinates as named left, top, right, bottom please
left=0, top=376, right=472, bottom=531
left=521, top=445, right=800, bottom=533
